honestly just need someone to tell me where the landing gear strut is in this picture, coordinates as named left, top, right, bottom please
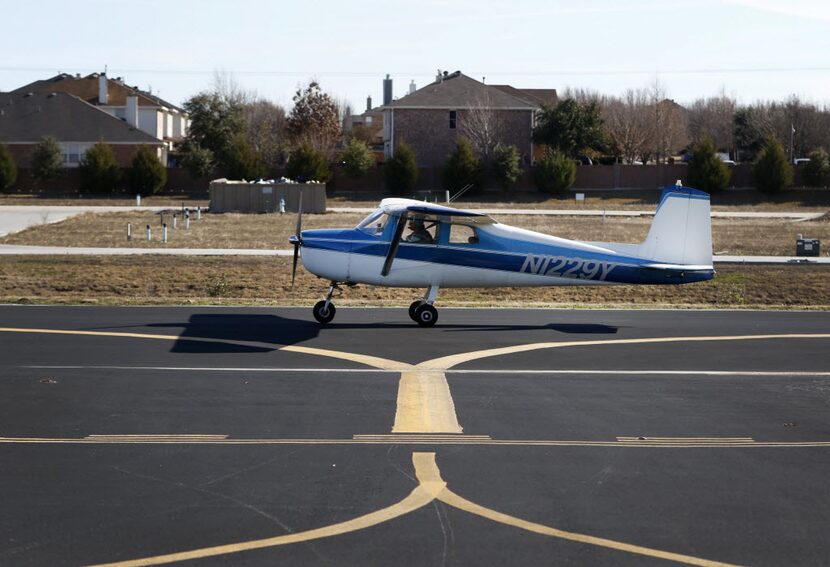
left=409, top=285, right=439, bottom=327
left=313, top=283, right=338, bottom=324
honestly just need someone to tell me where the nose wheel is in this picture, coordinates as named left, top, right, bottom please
left=313, top=283, right=339, bottom=324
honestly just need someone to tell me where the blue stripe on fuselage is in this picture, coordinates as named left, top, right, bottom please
left=301, top=229, right=714, bottom=285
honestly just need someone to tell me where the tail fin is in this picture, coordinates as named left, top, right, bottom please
left=638, top=185, right=712, bottom=266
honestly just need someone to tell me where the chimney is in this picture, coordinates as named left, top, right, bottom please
left=366, top=95, right=372, bottom=112
left=383, top=74, right=393, bottom=106
left=126, top=96, right=139, bottom=127
left=98, top=73, right=108, bottom=105
left=409, top=80, right=416, bottom=94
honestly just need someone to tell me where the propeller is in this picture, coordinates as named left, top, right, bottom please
left=381, top=215, right=408, bottom=277
left=289, top=190, right=304, bottom=287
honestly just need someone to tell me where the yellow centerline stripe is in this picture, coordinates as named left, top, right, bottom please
left=0, top=327, right=180, bottom=341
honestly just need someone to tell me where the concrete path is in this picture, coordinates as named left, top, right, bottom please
left=0, top=206, right=170, bottom=237
left=0, top=243, right=825, bottom=264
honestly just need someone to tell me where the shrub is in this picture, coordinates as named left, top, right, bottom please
left=492, top=144, right=522, bottom=190
left=0, top=144, right=17, bottom=191
left=339, top=137, right=374, bottom=179
left=79, top=141, right=121, bottom=193
left=30, top=136, right=63, bottom=182
left=802, top=148, right=830, bottom=187
left=441, top=137, right=482, bottom=193
left=225, top=135, right=267, bottom=180
left=129, top=146, right=167, bottom=195
left=753, top=137, right=793, bottom=194
left=384, top=140, right=418, bottom=196
left=533, top=150, right=576, bottom=194
left=687, top=136, right=730, bottom=192
left=285, top=144, right=330, bottom=182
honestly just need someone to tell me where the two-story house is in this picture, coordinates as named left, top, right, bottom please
left=10, top=72, right=188, bottom=165
left=382, top=71, right=556, bottom=167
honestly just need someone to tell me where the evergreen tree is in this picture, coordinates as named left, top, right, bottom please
left=285, top=144, right=330, bottom=182
left=0, top=144, right=18, bottom=192
left=79, top=141, right=121, bottom=193
left=802, top=148, right=830, bottom=187
left=687, top=136, right=731, bottom=192
left=182, top=91, right=243, bottom=170
left=533, top=150, right=576, bottom=194
left=179, top=139, right=215, bottom=179
left=384, top=141, right=418, bottom=196
left=492, top=144, right=522, bottom=190
left=225, top=135, right=267, bottom=180
left=533, top=99, right=606, bottom=158
left=753, top=137, right=793, bottom=194
left=441, top=137, right=482, bottom=193
left=128, top=146, right=167, bottom=195
left=30, top=136, right=64, bottom=182
left=339, top=137, right=374, bottom=179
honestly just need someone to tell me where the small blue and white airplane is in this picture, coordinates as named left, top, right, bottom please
left=289, top=183, right=714, bottom=326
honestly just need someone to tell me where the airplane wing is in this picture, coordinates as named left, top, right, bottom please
left=380, top=199, right=495, bottom=224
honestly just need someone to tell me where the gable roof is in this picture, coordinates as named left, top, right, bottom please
left=11, top=73, right=185, bottom=113
left=383, top=72, right=538, bottom=110
left=0, top=91, right=164, bottom=144
left=490, top=85, right=558, bottom=107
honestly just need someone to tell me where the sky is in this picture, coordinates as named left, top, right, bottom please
left=2, top=0, right=829, bottom=111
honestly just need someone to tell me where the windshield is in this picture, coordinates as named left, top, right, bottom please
left=356, top=210, right=389, bottom=235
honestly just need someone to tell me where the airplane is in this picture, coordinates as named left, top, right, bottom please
left=289, top=182, right=714, bottom=327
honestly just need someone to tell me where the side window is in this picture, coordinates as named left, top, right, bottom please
left=449, top=224, right=478, bottom=244
left=403, top=217, right=437, bottom=244
left=449, top=110, right=457, bottom=129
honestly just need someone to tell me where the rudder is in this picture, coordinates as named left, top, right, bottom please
left=638, top=185, right=712, bottom=266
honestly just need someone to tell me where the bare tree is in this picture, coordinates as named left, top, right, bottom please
left=687, top=90, right=736, bottom=156
left=243, top=99, right=287, bottom=170
left=602, top=89, right=652, bottom=163
left=286, top=81, right=342, bottom=157
left=646, top=80, right=687, bottom=163
left=459, top=93, right=504, bottom=163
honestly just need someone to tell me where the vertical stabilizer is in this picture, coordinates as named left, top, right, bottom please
left=639, top=185, right=712, bottom=266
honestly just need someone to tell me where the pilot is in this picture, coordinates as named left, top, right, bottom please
left=406, top=218, right=434, bottom=244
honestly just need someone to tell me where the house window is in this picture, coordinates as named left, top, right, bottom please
left=449, top=110, right=457, bottom=129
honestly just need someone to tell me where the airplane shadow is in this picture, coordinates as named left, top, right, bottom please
left=145, top=313, right=321, bottom=353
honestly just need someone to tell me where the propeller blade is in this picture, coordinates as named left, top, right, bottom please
left=291, top=241, right=300, bottom=288
left=295, top=189, right=303, bottom=237
left=381, top=215, right=407, bottom=277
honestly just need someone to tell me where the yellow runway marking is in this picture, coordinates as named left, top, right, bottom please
left=88, top=452, right=738, bottom=567
left=0, top=327, right=180, bottom=341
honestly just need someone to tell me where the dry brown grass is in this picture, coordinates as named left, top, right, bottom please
left=1, top=256, right=828, bottom=309
left=2, top=210, right=828, bottom=256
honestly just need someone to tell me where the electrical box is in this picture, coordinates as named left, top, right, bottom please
left=796, top=238, right=820, bottom=257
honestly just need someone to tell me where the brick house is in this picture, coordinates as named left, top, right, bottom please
left=0, top=91, right=165, bottom=168
left=382, top=71, right=556, bottom=166
left=10, top=72, right=187, bottom=164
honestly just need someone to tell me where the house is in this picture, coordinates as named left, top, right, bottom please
left=381, top=71, right=556, bottom=166
left=10, top=72, right=188, bottom=164
left=0, top=91, right=165, bottom=168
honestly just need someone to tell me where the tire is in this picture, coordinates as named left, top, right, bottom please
left=408, top=300, right=423, bottom=321
left=413, top=303, right=438, bottom=327
left=313, top=300, right=336, bottom=324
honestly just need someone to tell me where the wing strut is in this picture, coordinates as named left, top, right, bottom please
left=381, top=215, right=407, bottom=277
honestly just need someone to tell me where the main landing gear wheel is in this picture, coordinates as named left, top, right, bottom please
left=413, top=303, right=438, bottom=327
left=408, top=300, right=424, bottom=321
left=313, top=300, right=336, bottom=324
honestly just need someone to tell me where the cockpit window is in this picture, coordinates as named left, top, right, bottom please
left=356, top=210, right=389, bottom=235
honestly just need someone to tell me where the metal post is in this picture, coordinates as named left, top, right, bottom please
left=172, top=214, right=177, bottom=229
left=146, top=225, right=151, bottom=241
left=185, top=213, right=190, bottom=230
left=127, top=223, right=132, bottom=241
left=136, top=195, right=141, bottom=207
left=162, top=223, right=168, bottom=243
left=197, top=206, right=202, bottom=220
left=445, top=190, right=450, bottom=203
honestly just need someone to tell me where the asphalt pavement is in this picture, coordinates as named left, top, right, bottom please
left=0, top=306, right=828, bottom=566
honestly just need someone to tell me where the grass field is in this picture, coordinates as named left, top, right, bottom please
left=2, top=210, right=828, bottom=256
left=1, top=256, right=828, bottom=309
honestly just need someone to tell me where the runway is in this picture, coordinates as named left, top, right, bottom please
left=0, top=306, right=828, bottom=566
